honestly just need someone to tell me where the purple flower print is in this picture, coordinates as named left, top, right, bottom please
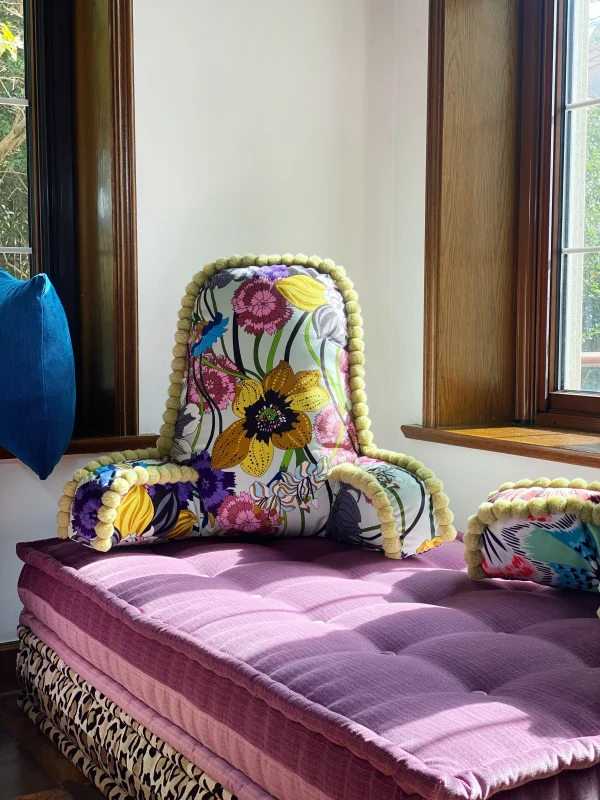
left=187, top=450, right=236, bottom=516
left=71, top=480, right=105, bottom=541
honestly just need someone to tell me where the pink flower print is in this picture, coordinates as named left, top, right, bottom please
left=232, top=277, right=292, bottom=335
left=216, top=492, right=279, bottom=534
left=338, top=347, right=351, bottom=395
left=188, top=351, right=237, bottom=412
left=314, top=404, right=359, bottom=464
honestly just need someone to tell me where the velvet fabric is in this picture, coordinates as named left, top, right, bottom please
left=17, top=537, right=600, bottom=800
left=0, top=268, right=75, bottom=478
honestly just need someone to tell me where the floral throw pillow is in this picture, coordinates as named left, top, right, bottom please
left=464, top=478, right=600, bottom=592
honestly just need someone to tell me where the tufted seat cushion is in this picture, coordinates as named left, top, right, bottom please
left=16, top=537, right=600, bottom=800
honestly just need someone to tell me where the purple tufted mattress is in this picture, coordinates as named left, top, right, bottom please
left=16, top=536, right=600, bottom=800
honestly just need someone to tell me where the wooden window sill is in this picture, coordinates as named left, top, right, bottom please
left=0, top=434, right=158, bottom=461
left=401, top=424, right=600, bottom=469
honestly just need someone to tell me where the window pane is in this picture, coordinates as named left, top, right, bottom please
left=562, top=105, right=600, bottom=247
left=0, top=1, right=24, bottom=99
left=0, top=249, right=27, bottom=279
left=559, top=252, right=600, bottom=392
left=568, top=0, right=600, bottom=104
left=0, top=102, right=28, bottom=250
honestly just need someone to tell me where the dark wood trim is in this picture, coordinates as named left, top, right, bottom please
left=0, top=435, right=157, bottom=461
left=72, top=0, right=138, bottom=438
left=549, top=392, right=600, bottom=413
left=536, top=0, right=562, bottom=412
left=544, top=0, right=566, bottom=401
left=536, top=410, right=600, bottom=432
left=515, top=0, right=545, bottom=423
left=402, top=423, right=600, bottom=468
left=422, top=0, right=445, bottom=428
left=110, top=0, right=138, bottom=437
left=0, top=641, right=19, bottom=694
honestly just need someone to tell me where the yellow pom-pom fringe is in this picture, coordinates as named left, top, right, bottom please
left=466, top=477, right=600, bottom=581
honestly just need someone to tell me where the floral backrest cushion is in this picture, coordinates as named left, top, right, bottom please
left=170, top=264, right=359, bottom=537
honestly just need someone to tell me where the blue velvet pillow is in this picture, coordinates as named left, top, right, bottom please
left=0, top=268, right=75, bottom=479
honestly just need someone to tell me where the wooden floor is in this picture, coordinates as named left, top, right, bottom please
left=0, top=692, right=104, bottom=800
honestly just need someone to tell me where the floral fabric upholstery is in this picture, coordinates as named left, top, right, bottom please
left=468, top=485, right=600, bottom=591
left=66, top=263, right=445, bottom=555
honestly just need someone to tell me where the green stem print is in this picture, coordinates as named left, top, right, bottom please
left=281, top=511, right=288, bottom=534
left=388, top=487, right=405, bottom=534
left=201, top=357, right=249, bottom=381
left=304, top=315, right=321, bottom=366
left=360, top=524, right=383, bottom=533
left=254, top=334, right=265, bottom=378
left=305, top=316, right=341, bottom=409
left=279, top=448, right=294, bottom=472
left=331, top=416, right=345, bottom=463
left=295, top=447, right=308, bottom=467
left=266, top=328, right=284, bottom=373
left=191, top=400, right=204, bottom=451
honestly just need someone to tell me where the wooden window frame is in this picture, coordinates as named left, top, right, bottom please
left=519, top=0, right=600, bottom=432
left=0, top=0, right=146, bottom=461
left=413, top=0, right=600, bottom=448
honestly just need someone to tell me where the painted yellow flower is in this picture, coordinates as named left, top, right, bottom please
left=416, top=536, right=443, bottom=554
left=113, top=485, right=154, bottom=538
left=166, top=509, right=197, bottom=539
left=275, top=274, right=327, bottom=311
left=211, top=360, right=329, bottom=477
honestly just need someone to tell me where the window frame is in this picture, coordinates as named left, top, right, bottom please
left=524, top=0, right=600, bottom=430
left=0, top=0, right=147, bottom=462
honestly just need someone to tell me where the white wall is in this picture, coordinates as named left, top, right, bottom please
left=0, top=455, right=100, bottom=642
left=0, top=0, right=595, bottom=641
left=135, top=0, right=399, bottom=433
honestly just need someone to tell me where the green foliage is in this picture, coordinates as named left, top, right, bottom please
left=583, top=106, right=600, bottom=352
left=0, top=1, right=28, bottom=279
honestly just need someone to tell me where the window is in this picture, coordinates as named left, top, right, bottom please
left=0, top=0, right=148, bottom=459
left=404, top=0, right=600, bottom=462
left=0, top=1, right=31, bottom=281
left=532, top=0, right=600, bottom=427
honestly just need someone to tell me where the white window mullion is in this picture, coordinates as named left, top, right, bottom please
left=0, top=97, right=28, bottom=107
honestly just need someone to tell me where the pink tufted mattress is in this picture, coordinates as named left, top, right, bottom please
left=16, top=537, right=600, bottom=800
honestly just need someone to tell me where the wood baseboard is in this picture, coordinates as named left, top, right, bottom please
left=0, top=640, right=19, bottom=693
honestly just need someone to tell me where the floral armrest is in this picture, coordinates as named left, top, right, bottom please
left=327, top=451, right=456, bottom=559
left=57, top=449, right=199, bottom=552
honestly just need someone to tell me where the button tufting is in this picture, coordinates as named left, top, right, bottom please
left=314, top=620, right=326, bottom=624
left=472, top=690, right=487, bottom=696
left=250, top=594, right=262, bottom=598
left=381, top=650, right=395, bottom=656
